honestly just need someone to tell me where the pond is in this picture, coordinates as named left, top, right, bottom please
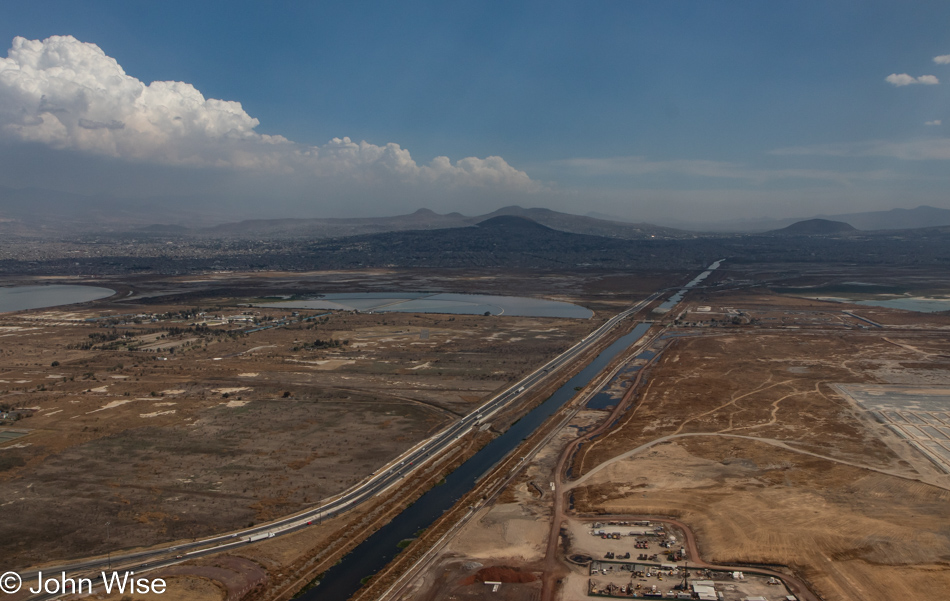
left=811, top=295, right=950, bottom=313
left=258, top=292, right=593, bottom=318
left=0, top=285, right=115, bottom=313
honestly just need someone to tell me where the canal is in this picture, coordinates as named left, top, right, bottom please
left=303, top=321, right=653, bottom=601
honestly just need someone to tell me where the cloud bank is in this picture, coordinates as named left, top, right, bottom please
left=772, top=138, right=950, bottom=161
left=0, top=35, right=536, bottom=191
left=553, top=156, right=896, bottom=186
left=885, top=73, right=939, bottom=86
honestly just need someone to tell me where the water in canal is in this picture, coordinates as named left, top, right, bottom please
left=303, top=321, right=653, bottom=601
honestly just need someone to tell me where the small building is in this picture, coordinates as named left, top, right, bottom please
left=0, top=409, right=34, bottom=421
left=692, top=581, right=718, bottom=600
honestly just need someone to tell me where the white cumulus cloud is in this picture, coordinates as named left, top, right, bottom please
left=935, top=55, right=950, bottom=65
left=925, top=120, right=942, bottom=126
left=0, top=35, right=536, bottom=191
left=885, top=73, right=939, bottom=86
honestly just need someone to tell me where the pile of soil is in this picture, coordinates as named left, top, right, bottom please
left=461, top=566, right=539, bottom=585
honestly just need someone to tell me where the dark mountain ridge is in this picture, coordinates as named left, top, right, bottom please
left=665, top=205, right=950, bottom=233
left=769, top=219, right=857, bottom=236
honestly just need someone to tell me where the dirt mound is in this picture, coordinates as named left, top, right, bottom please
left=461, top=565, right=539, bottom=585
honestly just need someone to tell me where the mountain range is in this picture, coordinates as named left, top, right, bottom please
left=1, top=184, right=949, bottom=237
left=657, top=205, right=950, bottom=232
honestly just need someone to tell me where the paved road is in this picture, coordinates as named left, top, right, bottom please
left=20, top=292, right=663, bottom=601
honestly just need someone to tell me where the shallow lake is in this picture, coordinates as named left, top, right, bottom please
left=0, top=285, right=115, bottom=313
left=852, top=297, right=950, bottom=313
left=816, top=295, right=950, bottom=313
left=258, top=292, right=593, bottom=318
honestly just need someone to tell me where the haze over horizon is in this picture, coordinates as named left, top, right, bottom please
left=1, top=1, right=949, bottom=226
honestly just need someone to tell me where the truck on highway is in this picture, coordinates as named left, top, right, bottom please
left=246, top=532, right=275, bottom=542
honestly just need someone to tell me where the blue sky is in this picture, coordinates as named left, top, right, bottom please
left=0, top=1, right=948, bottom=224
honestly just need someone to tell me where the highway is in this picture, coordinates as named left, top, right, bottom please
left=20, top=291, right=663, bottom=600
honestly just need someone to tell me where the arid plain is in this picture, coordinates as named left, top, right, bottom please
left=0, top=269, right=678, bottom=601
left=2, top=266, right=950, bottom=601
left=379, top=266, right=950, bottom=601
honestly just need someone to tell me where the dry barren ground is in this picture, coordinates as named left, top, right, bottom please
left=569, top=293, right=950, bottom=601
left=0, top=269, right=678, bottom=570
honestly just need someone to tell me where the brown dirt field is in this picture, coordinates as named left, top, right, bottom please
left=576, top=438, right=950, bottom=601
left=0, top=270, right=636, bottom=569
left=414, top=560, right=543, bottom=601
left=570, top=313, right=950, bottom=601
left=572, top=332, right=923, bottom=476
left=462, top=565, right=539, bottom=584
left=353, top=280, right=950, bottom=601
left=445, top=503, right=550, bottom=564
left=145, top=555, right=266, bottom=601
left=97, top=574, right=227, bottom=601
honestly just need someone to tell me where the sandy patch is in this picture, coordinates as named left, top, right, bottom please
left=89, top=385, right=109, bottom=393
left=409, top=362, right=432, bottom=370
left=289, top=359, right=357, bottom=370
left=87, top=399, right=133, bottom=413
left=314, top=359, right=356, bottom=370
left=237, top=372, right=259, bottom=377
left=0, top=443, right=31, bottom=450
left=223, top=400, right=249, bottom=408
left=447, top=503, right=548, bottom=562
left=211, top=387, right=249, bottom=394
left=572, top=443, right=732, bottom=493
left=140, top=410, right=177, bottom=418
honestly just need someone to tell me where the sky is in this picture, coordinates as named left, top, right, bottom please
left=0, top=1, right=949, bottom=226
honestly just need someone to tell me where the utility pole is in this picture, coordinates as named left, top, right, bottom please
left=106, top=521, right=111, bottom=570
left=681, top=560, right=689, bottom=591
